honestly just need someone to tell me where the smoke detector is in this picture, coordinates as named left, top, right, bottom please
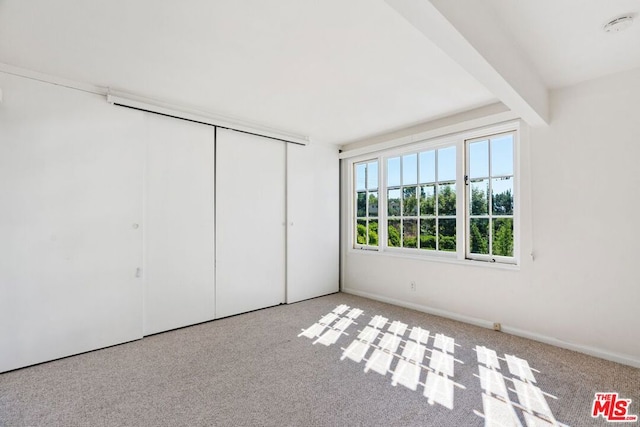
left=603, top=15, right=634, bottom=33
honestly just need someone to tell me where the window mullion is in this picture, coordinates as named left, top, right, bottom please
left=365, top=165, right=369, bottom=245
left=464, top=142, right=468, bottom=258
left=381, top=156, right=387, bottom=250
left=399, top=156, right=403, bottom=248
left=354, top=163, right=359, bottom=247
left=457, top=140, right=465, bottom=260
left=434, top=150, right=439, bottom=251
left=488, top=140, right=493, bottom=257
left=400, top=184, right=404, bottom=248
left=378, top=157, right=387, bottom=250
left=417, top=154, right=421, bottom=250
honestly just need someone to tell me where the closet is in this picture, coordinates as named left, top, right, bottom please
left=0, top=72, right=338, bottom=373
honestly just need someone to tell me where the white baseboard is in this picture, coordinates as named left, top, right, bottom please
left=343, top=287, right=640, bottom=369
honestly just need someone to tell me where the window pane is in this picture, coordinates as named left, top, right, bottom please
left=368, top=220, right=379, bottom=246
left=402, top=154, right=418, bottom=185
left=469, top=218, right=489, bottom=254
left=403, top=186, right=418, bottom=216
left=367, top=162, right=378, bottom=190
left=420, top=218, right=436, bottom=250
left=492, top=177, right=513, bottom=215
left=403, top=219, right=417, bottom=248
left=388, top=157, right=401, bottom=187
left=493, top=218, right=513, bottom=257
left=356, top=219, right=367, bottom=245
left=357, top=191, right=366, bottom=217
left=355, top=163, right=366, bottom=191
left=469, top=140, right=489, bottom=179
left=439, top=219, right=456, bottom=252
left=419, top=150, right=435, bottom=184
left=470, top=180, right=489, bottom=215
left=491, top=135, right=513, bottom=176
left=368, top=191, right=378, bottom=217
left=438, top=146, right=456, bottom=181
left=388, top=219, right=401, bottom=247
left=419, top=185, right=435, bottom=216
left=438, top=183, right=456, bottom=216
left=388, top=189, right=401, bottom=217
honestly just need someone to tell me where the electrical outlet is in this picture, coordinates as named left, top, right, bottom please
left=410, top=281, right=416, bottom=291
left=493, top=322, right=502, bottom=332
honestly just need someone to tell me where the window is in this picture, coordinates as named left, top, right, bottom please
left=351, top=125, right=518, bottom=265
left=386, top=147, right=456, bottom=251
left=466, top=132, right=515, bottom=261
left=354, top=160, right=379, bottom=247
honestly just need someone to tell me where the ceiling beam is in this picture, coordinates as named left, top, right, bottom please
left=385, top=0, right=549, bottom=126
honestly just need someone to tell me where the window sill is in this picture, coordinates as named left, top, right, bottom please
left=347, top=247, right=520, bottom=271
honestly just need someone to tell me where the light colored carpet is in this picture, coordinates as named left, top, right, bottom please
left=0, top=292, right=638, bottom=426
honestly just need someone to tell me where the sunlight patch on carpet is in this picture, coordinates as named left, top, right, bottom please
left=299, top=305, right=571, bottom=425
left=474, top=345, right=569, bottom=427
left=298, top=304, right=465, bottom=410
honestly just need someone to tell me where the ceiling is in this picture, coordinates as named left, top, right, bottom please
left=485, top=0, right=640, bottom=89
left=0, top=1, right=638, bottom=145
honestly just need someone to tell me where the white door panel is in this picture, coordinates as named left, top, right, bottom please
left=0, top=73, right=143, bottom=373
left=143, top=114, right=215, bottom=335
left=287, top=143, right=340, bottom=303
left=215, top=129, right=285, bottom=318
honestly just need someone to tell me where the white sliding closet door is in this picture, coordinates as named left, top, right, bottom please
left=215, top=129, right=286, bottom=318
left=0, top=73, right=144, bottom=373
left=286, top=143, right=339, bottom=303
left=143, top=114, right=215, bottom=335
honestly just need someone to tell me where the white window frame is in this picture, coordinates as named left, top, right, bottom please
left=348, top=121, right=520, bottom=267
left=465, top=131, right=517, bottom=264
left=353, top=159, right=380, bottom=250
left=382, top=140, right=460, bottom=258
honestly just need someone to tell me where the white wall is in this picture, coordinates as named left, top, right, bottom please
left=341, top=67, right=640, bottom=367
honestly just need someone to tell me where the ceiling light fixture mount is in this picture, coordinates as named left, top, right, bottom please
left=603, top=15, right=634, bottom=33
